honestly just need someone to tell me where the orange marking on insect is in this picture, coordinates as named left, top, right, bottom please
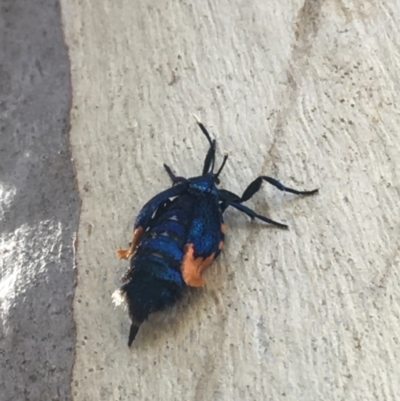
left=116, top=226, right=143, bottom=260
left=181, top=243, right=216, bottom=287
left=221, top=223, right=227, bottom=234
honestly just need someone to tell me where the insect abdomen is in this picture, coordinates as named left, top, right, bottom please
left=119, top=195, right=196, bottom=343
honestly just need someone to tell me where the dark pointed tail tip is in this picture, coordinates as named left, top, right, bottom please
left=128, top=324, right=140, bottom=347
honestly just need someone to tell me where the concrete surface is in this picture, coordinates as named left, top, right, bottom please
left=61, top=1, right=400, bottom=400
left=0, top=0, right=78, bottom=400
left=2, top=0, right=400, bottom=400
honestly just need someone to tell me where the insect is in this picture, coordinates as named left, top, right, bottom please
left=113, top=116, right=318, bottom=345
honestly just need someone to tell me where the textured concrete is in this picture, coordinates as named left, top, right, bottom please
left=0, top=0, right=78, bottom=400
left=2, top=0, right=396, bottom=400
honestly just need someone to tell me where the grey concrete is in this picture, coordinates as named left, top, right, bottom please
left=0, top=1, right=78, bottom=400
left=62, top=0, right=400, bottom=400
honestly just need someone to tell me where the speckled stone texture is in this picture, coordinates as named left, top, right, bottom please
left=0, top=0, right=78, bottom=400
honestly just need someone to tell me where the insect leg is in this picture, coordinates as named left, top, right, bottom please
left=218, top=189, right=241, bottom=202
left=163, top=163, right=186, bottom=185
left=224, top=201, right=288, bottom=229
left=218, top=189, right=241, bottom=212
left=240, top=176, right=319, bottom=203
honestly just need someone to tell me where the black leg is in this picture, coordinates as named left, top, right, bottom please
left=226, top=201, right=288, bottom=229
left=241, top=176, right=319, bottom=203
left=218, top=189, right=242, bottom=203
left=218, top=189, right=241, bottom=212
left=163, top=163, right=186, bottom=185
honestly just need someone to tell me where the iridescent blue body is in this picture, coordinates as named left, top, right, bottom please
left=115, top=118, right=318, bottom=346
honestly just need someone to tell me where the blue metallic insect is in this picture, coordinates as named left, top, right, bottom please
left=114, top=117, right=318, bottom=345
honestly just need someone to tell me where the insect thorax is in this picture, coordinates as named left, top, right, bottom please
left=187, top=175, right=218, bottom=196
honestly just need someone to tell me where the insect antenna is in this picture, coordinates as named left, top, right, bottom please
left=193, top=114, right=217, bottom=175
left=215, top=153, right=228, bottom=182
left=193, top=114, right=213, bottom=147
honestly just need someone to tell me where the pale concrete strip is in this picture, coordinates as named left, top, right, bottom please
left=62, top=1, right=400, bottom=400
